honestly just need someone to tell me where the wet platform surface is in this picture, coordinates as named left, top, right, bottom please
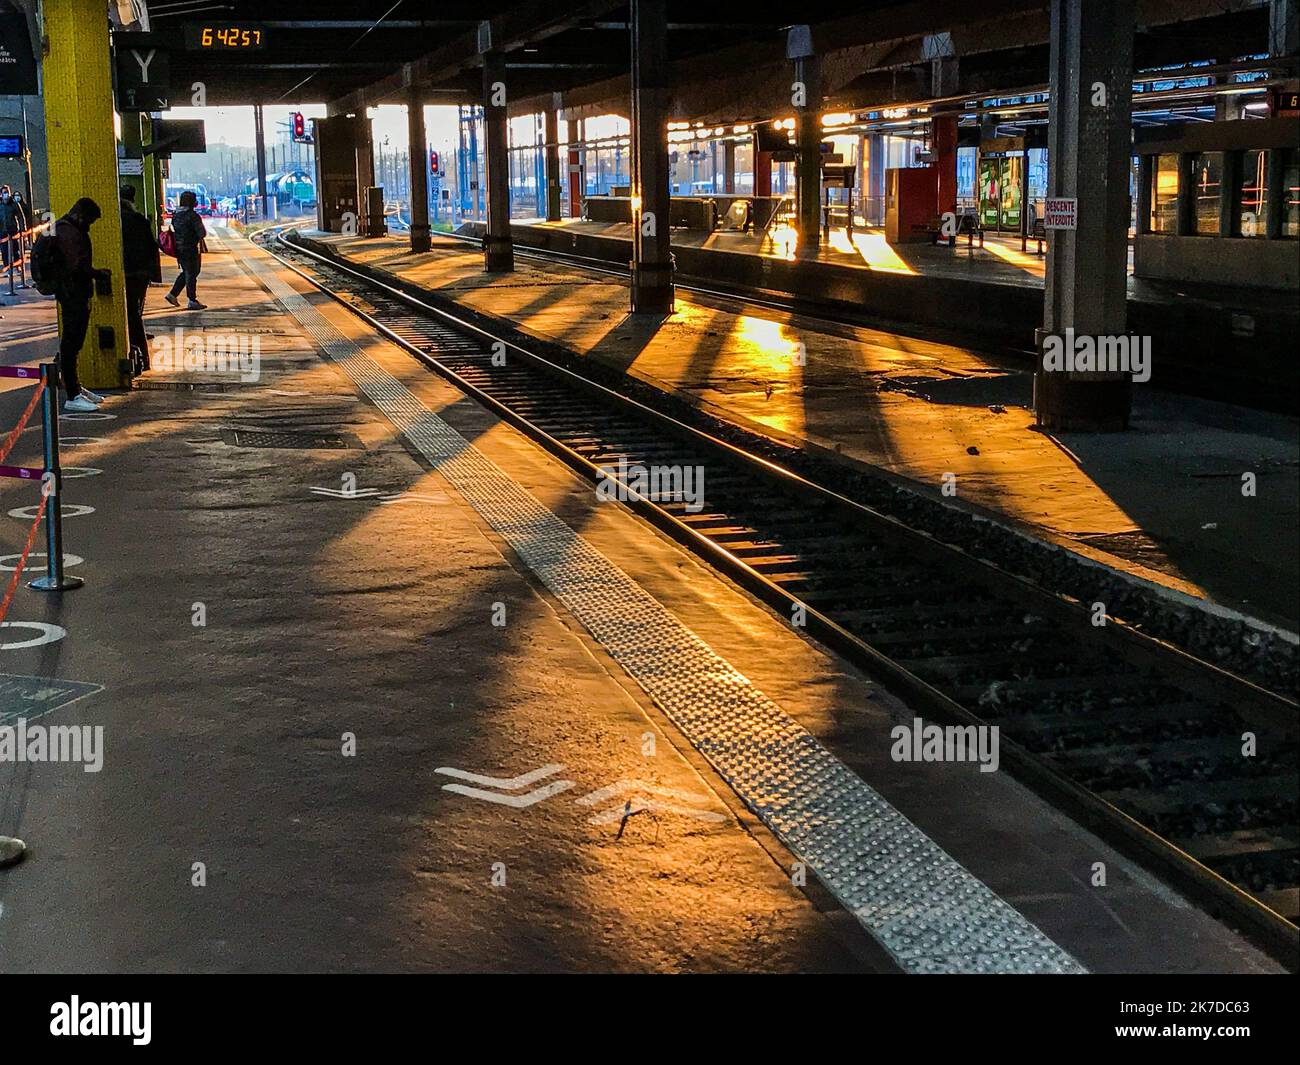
left=0, top=230, right=1282, bottom=973
left=302, top=230, right=1300, bottom=631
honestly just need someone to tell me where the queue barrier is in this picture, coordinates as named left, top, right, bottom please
left=1, top=220, right=47, bottom=301
left=0, top=362, right=83, bottom=627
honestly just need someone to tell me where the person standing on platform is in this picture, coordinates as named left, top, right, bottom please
left=52, top=197, right=110, bottom=413
left=120, top=184, right=160, bottom=373
left=0, top=185, right=24, bottom=271
left=163, top=190, right=207, bottom=310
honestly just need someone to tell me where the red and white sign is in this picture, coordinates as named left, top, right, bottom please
left=1044, top=198, right=1077, bottom=230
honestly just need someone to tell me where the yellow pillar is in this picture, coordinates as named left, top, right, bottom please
left=41, top=0, right=131, bottom=390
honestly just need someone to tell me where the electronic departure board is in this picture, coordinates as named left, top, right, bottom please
left=183, top=23, right=267, bottom=51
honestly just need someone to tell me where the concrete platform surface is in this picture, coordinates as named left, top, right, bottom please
left=0, top=230, right=1281, bottom=974
left=303, top=230, right=1300, bottom=631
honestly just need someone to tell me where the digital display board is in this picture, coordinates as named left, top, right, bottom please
left=183, top=23, right=267, bottom=50
left=0, top=135, right=23, bottom=158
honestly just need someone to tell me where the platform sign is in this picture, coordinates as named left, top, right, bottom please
left=1044, top=197, right=1077, bottom=230
left=0, top=13, right=39, bottom=95
left=118, top=158, right=144, bottom=176
left=114, top=45, right=171, bottom=111
left=0, top=134, right=22, bottom=159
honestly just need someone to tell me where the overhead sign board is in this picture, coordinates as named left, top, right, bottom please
left=114, top=45, right=171, bottom=111
left=0, top=135, right=23, bottom=159
left=0, top=12, right=39, bottom=95
left=1044, top=197, right=1078, bottom=230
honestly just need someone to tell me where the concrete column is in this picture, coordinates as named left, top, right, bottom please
left=789, top=26, right=821, bottom=254
left=723, top=139, right=737, bottom=194
left=481, top=51, right=513, bottom=271
left=544, top=96, right=562, bottom=222
left=1035, top=0, right=1135, bottom=432
left=353, top=114, right=377, bottom=236
left=629, top=0, right=673, bottom=315
left=406, top=86, right=431, bottom=252
left=42, top=0, right=130, bottom=390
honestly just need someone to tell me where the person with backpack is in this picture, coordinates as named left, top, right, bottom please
left=51, top=197, right=111, bottom=413
left=120, top=184, right=160, bottom=373
left=163, top=189, right=207, bottom=310
left=0, top=185, right=25, bottom=271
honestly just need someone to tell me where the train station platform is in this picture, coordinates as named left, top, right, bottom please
left=292, top=229, right=1300, bottom=635
left=461, top=218, right=1298, bottom=414
left=0, top=229, right=1282, bottom=974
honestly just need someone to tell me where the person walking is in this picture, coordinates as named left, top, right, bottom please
left=52, top=197, right=111, bottom=413
left=120, top=184, right=161, bottom=373
left=0, top=185, right=24, bottom=272
left=163, top=189, right=207, bottom=310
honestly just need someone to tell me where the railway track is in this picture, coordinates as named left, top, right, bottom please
left=260, top=228, right=1299, bottom=967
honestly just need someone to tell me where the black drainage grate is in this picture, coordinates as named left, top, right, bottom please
left=220, top=428, right=364, bottom=450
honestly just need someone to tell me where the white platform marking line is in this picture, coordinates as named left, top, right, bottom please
left=241, top=243, right=1085, bottom=975
left=434, top=763, right=566, bottom=790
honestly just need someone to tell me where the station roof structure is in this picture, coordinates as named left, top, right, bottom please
left=114, top=1, right=1287, bottom=117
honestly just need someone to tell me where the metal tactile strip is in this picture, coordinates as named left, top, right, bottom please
left=241, top=246, right=1084, bottom=975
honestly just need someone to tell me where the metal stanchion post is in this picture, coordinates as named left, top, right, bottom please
left=29, top=362, right=85, bottom=592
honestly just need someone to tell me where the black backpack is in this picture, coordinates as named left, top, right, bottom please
left=30, top=231, right=64, bottom=296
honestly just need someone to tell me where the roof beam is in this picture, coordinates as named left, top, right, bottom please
left=325, top=0, right=624, bottom=114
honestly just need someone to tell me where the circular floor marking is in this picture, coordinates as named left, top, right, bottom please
left=60, top=411, right=116, bottom=422
left=63, top=467, right=103, bottom=478
left=0, top=552, right=83, bottom=572
left=0, top=622, right=67, bottom=650
left=8, top=503, right=95, bottom=519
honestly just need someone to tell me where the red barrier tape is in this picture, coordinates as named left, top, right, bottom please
left=0, top=490, right=48, bottom=627
left=0, top=377, right=45, bottom=466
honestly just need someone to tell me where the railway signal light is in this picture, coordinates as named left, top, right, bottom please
left=429, top=149, right=440, bottom=176
left=292, top=111, right=306, bottom=141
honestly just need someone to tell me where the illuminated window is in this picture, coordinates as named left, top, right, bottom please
left=1283, top=148, right=1299, bottom=240
left=1148, top=153, right=1179, bottom=232
left=1189, top=152, right=1223, bottom=235
left=1233, top=149, right=1268, bottom=237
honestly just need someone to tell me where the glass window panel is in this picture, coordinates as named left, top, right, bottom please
left=1283, top=147, right=1299, bottom=240
left=1149, top=153, right=1179, bottom=233
left=1190, top=151, right=1223, bottom=235
left=1234, top=149, right=1267, bottom=237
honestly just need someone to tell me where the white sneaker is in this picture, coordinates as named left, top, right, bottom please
left=63, top=395, right=98, bottom=413
left=186, top=300, right=207, bottom=310
left=164, top=293, right=180, bottom=307
left=81, top=389, right=104, bottom=404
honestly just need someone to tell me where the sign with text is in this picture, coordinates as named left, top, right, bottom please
left=1044, top=197, right=1077, bottom=230
left=0, top=12, right=39, bottom=95
left=114, top=45, right=171, bottom=111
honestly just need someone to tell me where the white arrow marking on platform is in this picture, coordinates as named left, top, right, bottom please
left=440, top=778, right=576, bottom=808
left=308, top=486, right=382, bottom=498
left=435, top=763, right=575, bottom=808
left=435, top=763, right=567, bottom=790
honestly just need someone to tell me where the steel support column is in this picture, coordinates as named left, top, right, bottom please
left=1035, top=0, right=1134, bottom=431
left=254, top=103, right=269, bottom=219
left=629, top=0, right=673, bottom=315
left=723, top=139, right=737, bottom=194
left=41, top=0, right=129, bottom=390
left=481, top=51, right=514, bottom=272
left=544, top=96, right=563, bottom=222
left=407, top=85, right=431, bottom=252
left=789, top=27, right=821, bottom=255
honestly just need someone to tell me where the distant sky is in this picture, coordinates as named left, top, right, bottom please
left=163, top=104, right=463, bottom=154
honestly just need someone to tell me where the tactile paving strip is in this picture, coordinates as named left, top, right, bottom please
left=240, top=244, right=1085, bottom=975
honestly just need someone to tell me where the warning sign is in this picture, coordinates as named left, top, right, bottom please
left=1044, top=198, right=1077, bottom=230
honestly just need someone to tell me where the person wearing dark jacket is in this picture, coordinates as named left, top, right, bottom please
left=164, top=190, right=207, bottom=310
left=53, top=197, right=111, bottom=413
left=120, top=185, right=161, bottom=372
left=0, top=185, right=25, bottom=270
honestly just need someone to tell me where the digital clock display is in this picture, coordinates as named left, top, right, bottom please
left=184, top=23, right=267, bottom=51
